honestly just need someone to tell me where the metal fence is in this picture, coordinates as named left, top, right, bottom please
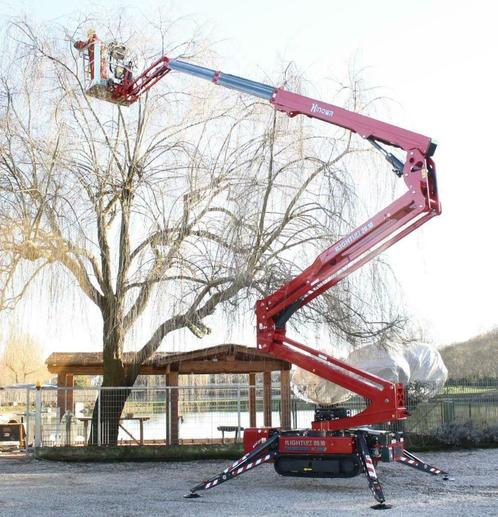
left=403, top=380, right=498, bottom=434
left=0, top=385, right=282, bottom=451
left=1, top=379, right=497, bottom=454
left=289, top=382, right=498, bottom=436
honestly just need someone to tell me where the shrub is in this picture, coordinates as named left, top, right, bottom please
left=433, top=420, right=498, bottom=447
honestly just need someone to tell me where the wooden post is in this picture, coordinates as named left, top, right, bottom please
left=263, top=371, right=272, bottom=427
left=66, top=373, right=74, bottom=414
left=167, top=371, right=179, bottom=445
left=57, top=372, right=66, bottom=417
left=56, top=372, right=74, bottom=418
left=248, top=373, right=256, bottom=427
left=164, top=373, right=170, bottom=445
left=280, top=369, right=291, bottom=429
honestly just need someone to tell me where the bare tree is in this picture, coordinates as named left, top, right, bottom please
left=0, top=18, right=405, bottom=443
left=0, top=330, right=50, bottom=385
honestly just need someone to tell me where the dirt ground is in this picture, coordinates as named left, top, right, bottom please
left=0, top=448, right=497, bottom=516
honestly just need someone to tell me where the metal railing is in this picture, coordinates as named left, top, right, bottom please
left=1, top=379, right=497, bottom=454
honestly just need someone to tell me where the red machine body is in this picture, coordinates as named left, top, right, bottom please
left=279, top=433, right=355, bottom=455
left=244, top=427, right=354, bottom=456
left=243, top=427, right=403, bottom=460
left=241, top=425, right=406, bottom=485
left=74, top=34, right=447, bottom=507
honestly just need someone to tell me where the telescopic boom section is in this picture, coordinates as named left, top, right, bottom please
left=111, top=53, right=441, bottom=430
left=117, top=57, right=434, bottom=152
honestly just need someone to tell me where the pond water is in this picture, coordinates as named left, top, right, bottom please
left=117, top=410, right=316, bottom=442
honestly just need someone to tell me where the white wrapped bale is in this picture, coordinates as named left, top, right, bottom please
left=290, top=343, right=447, bottom=405
left=403, top=343, right=448, bottom=400
left=290, top=367, right=351, bottom=405
left=347, top=344, right=411, bottom=385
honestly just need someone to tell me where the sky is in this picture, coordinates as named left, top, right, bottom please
left=1, top=0, right=497, bottom=354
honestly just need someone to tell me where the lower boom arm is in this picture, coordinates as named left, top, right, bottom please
left=256, top=147, right=439, bottom=429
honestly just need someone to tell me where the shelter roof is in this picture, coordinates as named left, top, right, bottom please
left=46, top=344, right=291, bottom=375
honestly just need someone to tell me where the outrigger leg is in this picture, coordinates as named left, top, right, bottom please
left=356, top=432, right=391, bottom=510
left=184, top=432, right=280, bottom=499
left=398, top=449, right=450, bottom=480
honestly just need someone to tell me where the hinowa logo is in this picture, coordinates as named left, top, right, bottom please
left=310, top=103, right=333, bottom=117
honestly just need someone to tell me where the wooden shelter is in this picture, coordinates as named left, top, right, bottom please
left=46, top=344, right=292, bottom=444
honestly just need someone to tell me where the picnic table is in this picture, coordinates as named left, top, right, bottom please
left=217, top=425, right=244, bottom=444
left=78, top=416, right=150, bottom=445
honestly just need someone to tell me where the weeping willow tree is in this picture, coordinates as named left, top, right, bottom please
left=0, top=16, right=406, bottom=444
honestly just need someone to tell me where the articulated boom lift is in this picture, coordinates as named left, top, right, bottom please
left=75, top=34, right=447, bottom=509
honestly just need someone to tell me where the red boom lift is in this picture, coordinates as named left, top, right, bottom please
left=75, top=34, right=448, bottom=509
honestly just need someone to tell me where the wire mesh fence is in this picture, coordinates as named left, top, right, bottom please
left=0, top=385, right=282, bottom=449
left=1, top=378, right=497, bottom=453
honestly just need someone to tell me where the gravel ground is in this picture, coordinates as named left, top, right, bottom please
left=0, top=449, right=497, bottom=516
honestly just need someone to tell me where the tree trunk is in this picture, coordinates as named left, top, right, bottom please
left=89, top=303, right=138, bottom=445
left=90, top=387, right=131, bottom=445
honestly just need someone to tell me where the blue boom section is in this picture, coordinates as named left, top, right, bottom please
left=168, top=60, right=276, bottom=100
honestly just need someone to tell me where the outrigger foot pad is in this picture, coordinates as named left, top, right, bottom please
left=184, top=492, right=201, bottom=499
left=371, top=503, right=393, bottom=510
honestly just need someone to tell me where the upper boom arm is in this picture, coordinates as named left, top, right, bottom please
left=114, top=56, right=436, bottom=156
left=271, top=89, right=434, bottom=154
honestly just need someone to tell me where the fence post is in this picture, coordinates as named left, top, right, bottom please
left=25, top=388, right=30, bottom=455
left=97, top=387, right=101, bottom=446
left=55, top=407, right=61, bottom=446
left=237, top=386, right=241, bottom=442
left=166, top=388, right=170, bottom=445
left=34, top=385, right=42, bottom=450
left=164, top=387, right=169, bottom=445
